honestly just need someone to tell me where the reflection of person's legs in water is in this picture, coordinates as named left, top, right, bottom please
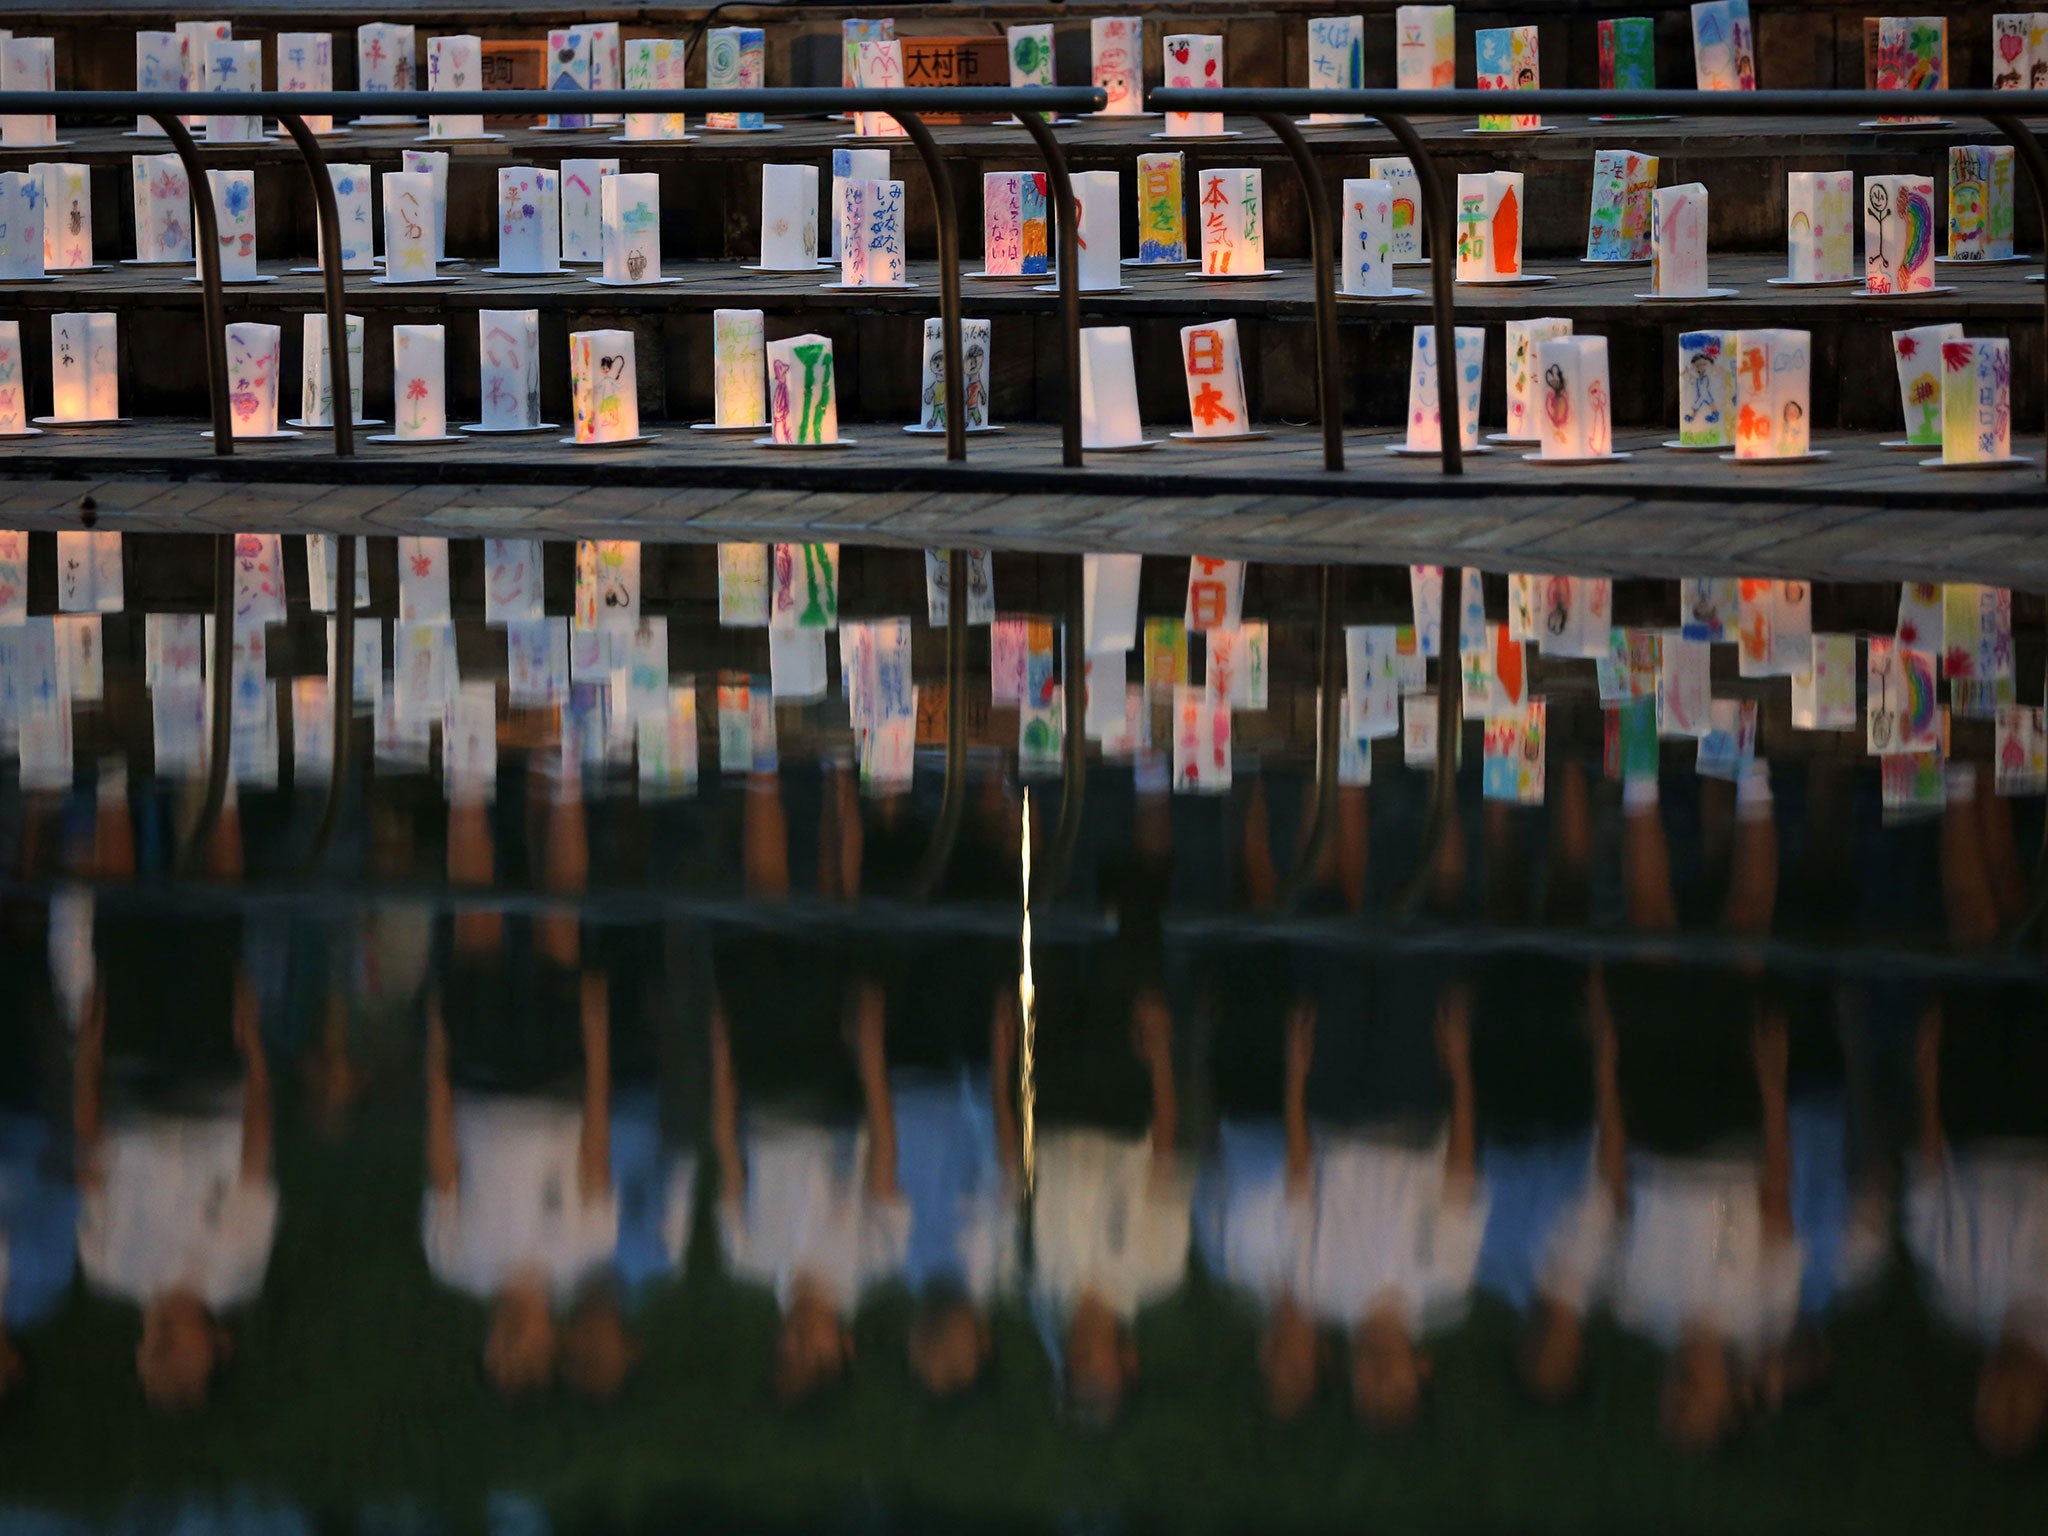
left=1939, top=766, right=2000, bottom=951
left=1238, top=775, right=1279, bottom=912
left=538, top=776, right=587, bottom=970
left=742, top=770, right=790, bottom=900
left=448, top=797, right=502, bottom=955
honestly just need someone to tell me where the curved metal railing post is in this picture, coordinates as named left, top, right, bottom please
left=912, top=549, right=970, bottom=899
left=891, top=110, right=966, bottom=463
left=274, top=110, right=356, bottom=459
left=1014, top=111, right=1083, bottom=468
left=1278, top=563, right=1342, bottom=911
left=1375, top=112, right=1463, bottom=478
left=1990, top=115, right=2048, bottom=490
left=147, top=111, right=232, bottom=455
left=1255, top=112, right=1344, bottom=472
left=1392, top=563, right=1467, bottom=919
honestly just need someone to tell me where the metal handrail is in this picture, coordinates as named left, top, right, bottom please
left=1152, top=86, right=2048, bottom=485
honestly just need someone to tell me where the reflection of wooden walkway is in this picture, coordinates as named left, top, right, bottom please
left=5, top=423, right=2043, bottom=585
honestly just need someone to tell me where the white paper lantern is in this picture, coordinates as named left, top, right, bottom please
left=831, top=148, right=889, bottom=260
left=1786, top=170, right=1854, bottom=282
left=1650, top=183, right=1711, bottom=296
left=204, top=168, right=257, bottom=282
left=601, top=172, right=663, bottom=284
left=918, top=316, right=993, bottom=431
left=759, top=165, right=819, bottom=269
left=854, top=40, right=908, bottom=137
left=704, top=27, right=766, bottom=131
left=838, top=178, right=907, bottom=287
left=323, top=163, right=374, bottom=269
left=0, top=320, right=29, bottom=433
left=1307, top=16, right=1366, bottom=122
left=1181, top=319, right=1251, bottom=437
left=355, top=23, right=417, bottom=123
left=275, top=32, right=334, bottom=134
left=204, top=39, right=262, bottom=143
left=1504, top=317, right=1571, bottom=440
left=1891, top=322, right=1961, bottom=447
left=1536, top=336, right=1615, bottom=459
left=48, top=312, right=117, bottom=422
left=425, top=34, right=485, bottom=139
left=478, top=309, right=542, bottom=430
left=392, top=324, right=448, bottom=439
left=35, top=163, right=92, bottom=270
left=1, top=38, right=57, bottom=148
left=1455, top=171, right=1524, bottom=281
left=1091, top=18, right=1144, bottom=114
left=713, top=309, right=768, bottom=428
left=560, top=159, right=618, bottom=263
left=1074, top=170, right=1122, bottom=290
left=400, top=149, right=448, bottom=260
left=1396, top=6, right=1457, bottom=89
left=299, top=313, right=365, bottom=428
left=1939, top=337, right=2012, bottom=464
left=1162, top=35, right=1224, bottom=136
left=1405, top=325, right=1484, bottom=452
left=130, top=153, right=191, bottom=264
left=225, top=320, right=281, bottom=436
left=1340, top=178, right=1393, bottom=295
left=1731, top=328, right=1811, bottom=459
left=134, top=32, right=179, bottom=135
left=380, top=169, right=437, bottom=282
left=624, top=37, right=688, bottom=140
left=767, top=334, right=839, bottom=445
left=1863, top=174, right=1936, bottom=293
left=1197, top=168, right=1266, bottom=275
left=1079, top=326, right=1146, bottom=448
left=496, top=166, right=561, bottom=273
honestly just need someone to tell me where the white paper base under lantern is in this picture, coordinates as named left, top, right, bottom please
left=1079, top=326, right=1156, bottom=450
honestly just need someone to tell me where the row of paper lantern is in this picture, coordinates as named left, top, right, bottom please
left=0, top=149, right=2020, bottom=309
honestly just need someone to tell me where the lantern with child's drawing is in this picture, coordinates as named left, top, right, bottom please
left=1161, top=35, right=1224, bottom=136
left=757, top=165, right=819, bottom=269
left=204, top=168, right=258, bottom=282
left=386, top=324, right=449, bottom=442
left=1307, top=17, right=1366, bottom=123
left=1936, top=338, right=2016, bottom=467
left=1890, top=323, right=1960, bottom=448
left=0, top=320, right=33, bottom=434
left=355, top=23, right=417, bottom=123
left=1455, top=172, right=1525, bottom=281
left=1534, top=336, right=1617, bottom=461
left=1647, top=183, right=1719, bottom=297
left=914, top=317, right=994, bottom=433
left=276, top=33, right=334, bottom=134
left=1674, top=330, right=1737, bottom=448
left=46, top=312, right=119, bottom=423
left=1862, top=175, right=1938, bottom=294
left=854, top=40, right=908, bottom=137
left=570, top=329, right=643, bottom=445
left=399, top=149, right=449, bottom=260
left=704, top=28, right=767, bottom=131
left=559, top=159, right=616, bottom=264
left=709, top=309, right=768, bottom=430
left=295, top=313, right=368, bottom=430
left=599, top=172, right=666, bottom=284
left=130, top=154, right=190, bottom=264
left=495, top=167, right=561, bottom=273
left=837, top=178, right=907, bottom=287
left=1134, top=154, right=1186, bottom=264
left=318, top=164, right=373, bottom=270
left=1502, top=318, right=1570, bottom=442
left=36, top=163, right=94, bottom=271
left=425, top=35, right=489, bottom=139
left=0, top=173, right=45, bottom=280
left=1341, top=178, right=1394, bottom=295
left=380, top=170, right=438, bottom=282
left=135, top=32, right=179, bottom=135
left=1177, top=319, right=1255, bottom=440
left=473, top=310, right=545, bottom=433
left=1196, top=169, right=1268, bottom=276
left=224, top=321, right=284, bottom=437
left=1371, top=157, right=1423, bottom=262
left=1, top=38, right=58, bottom=148
left=1071, top=171, right=1122, bottom=290
left=1947, top=145, right=2017, bottom=261
left=765, top=334, right=843, bottom=446
left=624, top=37, right=689, bottom=140
left=1401, top=326, right=1484, bottom=454
left=1731, top=329, right=1814, bottom=460
left=1784, top=171, right=1854, bottom=283
left=1396, top=6, right=1456, bottom=89
left=1475, top=26, right=1541, bottom=131
left=1091, top=18, right=1144, bottom=114
left=204, top=40, right=262, bottom=143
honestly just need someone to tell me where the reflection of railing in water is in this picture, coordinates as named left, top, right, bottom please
left=9, top=877, right=2041, bottom=983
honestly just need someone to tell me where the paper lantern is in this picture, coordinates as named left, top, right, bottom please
left=1731, top=329, right=1812, bottom=459
left=1535, top=336, right=1615, bottom=459
left=323, top=164, right=373, bottom=269
left=1073, top=170, right=1123, bottom=290
left=204, top=168, right=257, bottom=282
left=1863, top=175, right=1936, bottom=292
left=477, top=310, right=542, bottom=431
left=571, top=329, right=640, bottom=443
left=425, top=35, right=485, bottom=138
left=1455, top=171, right=1523, bottom=280
left=1873, top=16, right=1948, bottom=123
left=1650, top=183, right=1711, bottom=296
left=587, top=23, right=624, bottom=125
left=48, top=313, right=117, bottom=422
left=1197, top=168, right=1266, bottom=275
left=1947, top=145, right=2016, bottom=261
left=1091, top=18, right=1144, bottom=115
left=546, top=27, right=592, bottom=129
left=225, top=321, right=281, bottom=436
left=204, top=40, right=262, bottom=143
left=392, top=324, right=447, bottom=439
left=1405, top=325, right=1484, bottom=452
left=400, top=149, right=449, bottom=260
left=1135, top=153, right=1186, bottom=263
left=0, top=173, right=44, bottom=280
left=1341, top=178, right=1394, bottom=295
left=1, top=38, right=57, bottom=147
left=624, top=37, right=688, bottom=140
left=276, top=33, right=334, bottom=134
left=1786, top=171, right=1854, bottom=282
left=713, top=309, right=768, bottom=427
left=36, top=163, right=93, bottom=270
left=1162, top=35, right=1224, bottom=136
left=1504, top=317, right=1571, bottom=440
left=298, top=312, right=365, bottom=428
left=1939, top=338, right=2012, bottom=464
left=496, top=167, right=561, bottom=273
left=1181, top=319, right=1251, bottom=438
left=1675, top=330, right=1737, bottom=447
left=381, top=170, right=437, bottom=282
left=918, top=316, right=993, bottom=431
left=1599, top=17, right=1657, bottom=94
left=1079, top=327, right=1147, bottom=448
left=842, top=19, right=893, bottom=88
left=1008, top=23, right=1056, bottom=110
left=839, top=178, right=907, bottom=287
left=130, top=154, right=191, bottom=264
left=983, top=171, right=1051, bottom=276
left=1307, top=17, right=1366, bottom=122
left=1993, top=14, right=2042, bottom=89
left=1396, top=7, right=1457, bottom=88
left=854, top=40, right=908, bottom=137
left=1891, top=323, right=1961, bottom=446
left=704, top=28, right=766, bottom=131
left=560, top=159, right=617, bottom=264
left=1584, top=149, right=1658, bottom=261
left=1475, top=26, right=1541, bottom=131
left=355, top=23, right=417, bottom=122
left=831, top=148, right=888, bottom=260
left=766, top=334, right=839, bottom=445
left=759, top=165, right=819, bottom=269
left=134, top=32, right=179, bottom=135
left=0, top=320, right=29, bottom=433
left=1690, top=1, right=1757, bottom=90
left=601, top=172, right=663, bottom=284
left=1371, top=157, right=1423, bottom=262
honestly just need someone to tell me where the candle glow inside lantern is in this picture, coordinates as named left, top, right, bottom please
left=1732, top=328, right=1813, bottom=459
left=1891, top=323, right=1961, bottom=447
left=1938, top=337, right=2012, bottom=465
left=392, top=324, right=448, bottom=439
left=624, top=37, right=689, bottom=140
left=1091, top=18, right=1144, bottom=115
left=276, top=32, right=334, bottom=134
left=381, top=169, right=437, bottom=281
left=714, top=309, right=768, bottom=428
left=571, top=328, right=640, bottom=443
left=1197, top=168, right=1266, bottom=275
left=1079, top=326, right=1147, bottom=449
left=1504, top=317, right=1571, bottom=441
left=49, top=312, right=118, bottom=422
